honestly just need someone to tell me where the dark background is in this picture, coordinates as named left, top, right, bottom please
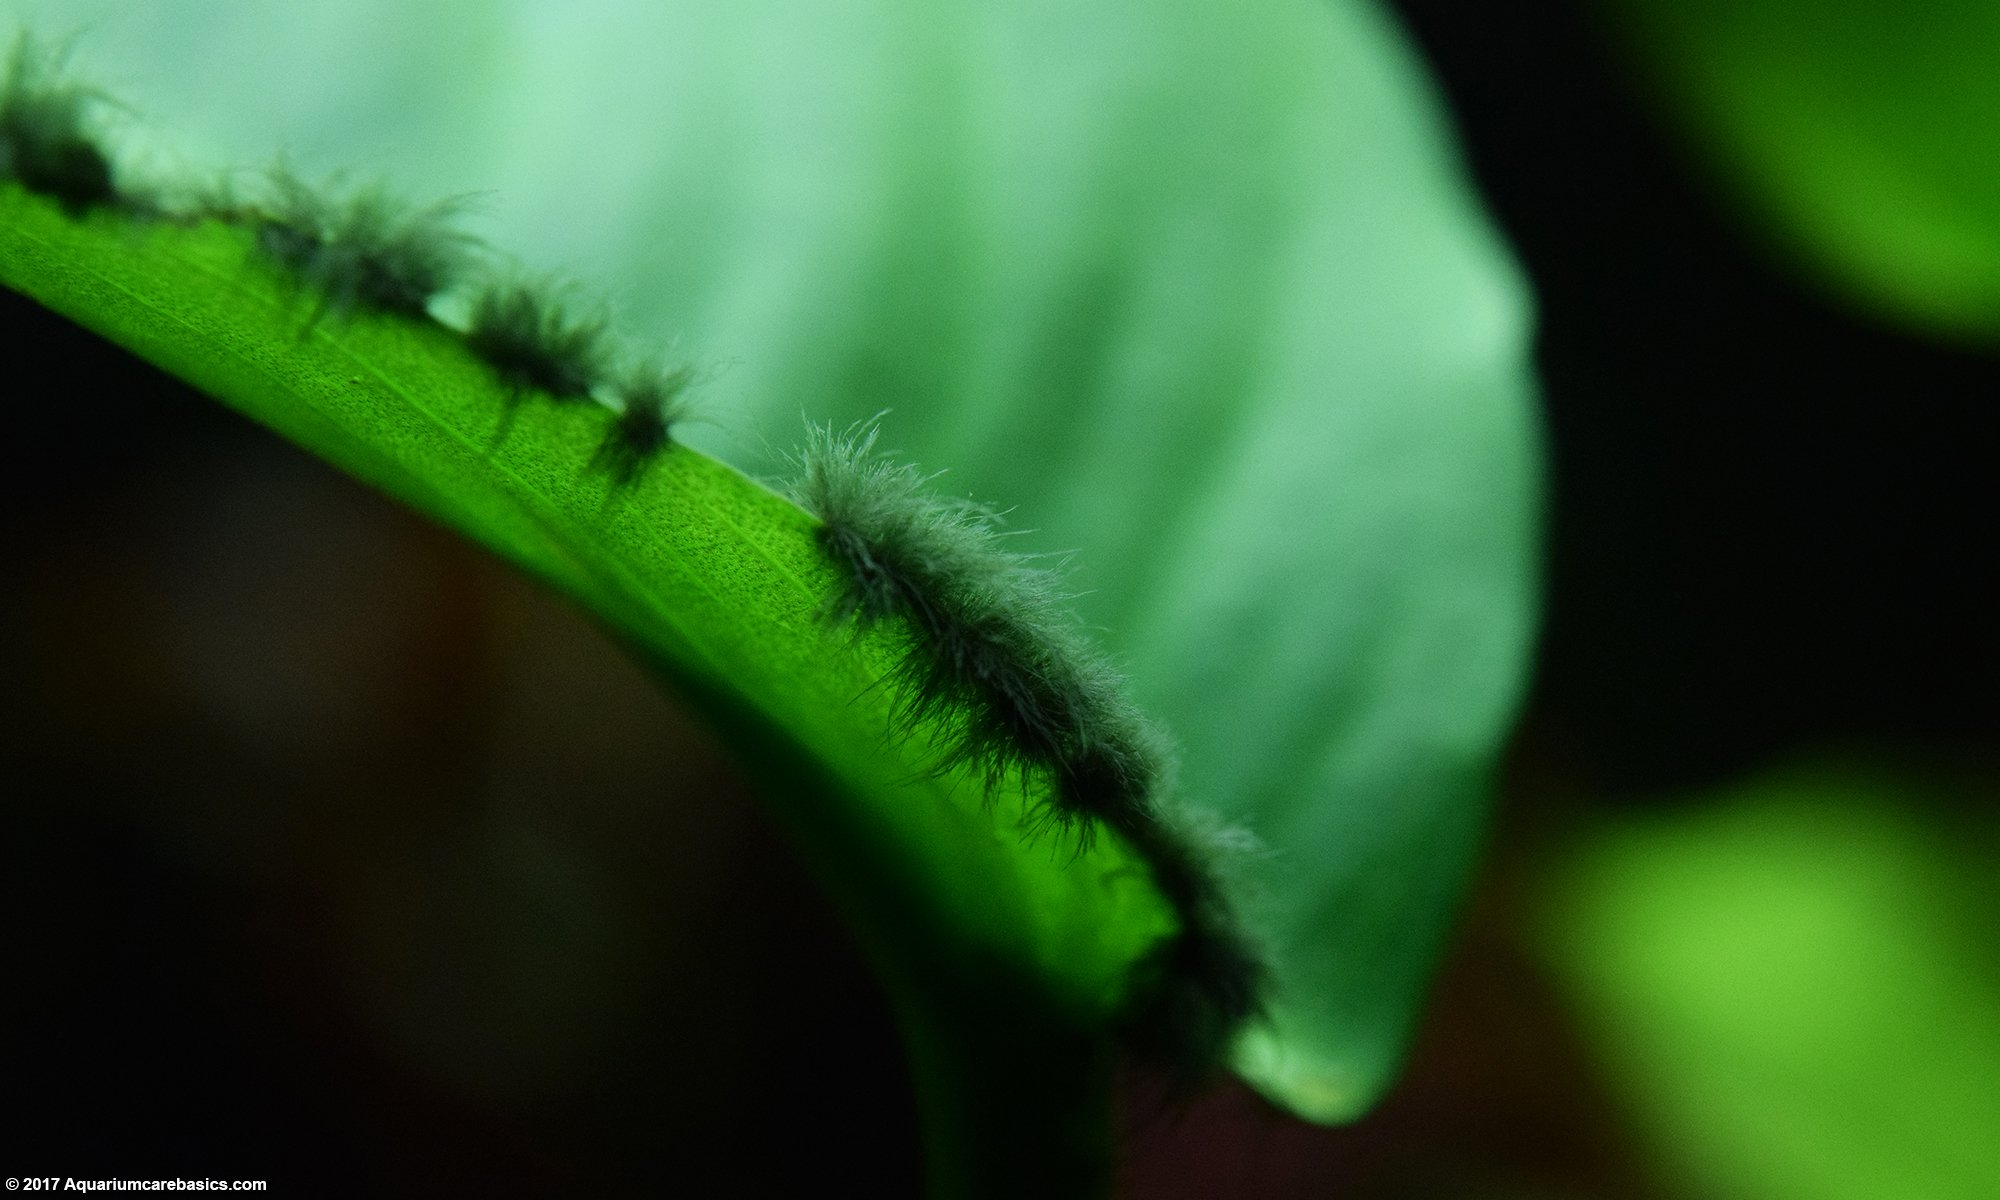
left=5, top=2, right=1994, bottom=1195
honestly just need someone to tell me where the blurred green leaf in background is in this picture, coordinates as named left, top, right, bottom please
left=1591, top=0, right=2000, bottom=341
left=1539, top=761, right=2000, bottom=1200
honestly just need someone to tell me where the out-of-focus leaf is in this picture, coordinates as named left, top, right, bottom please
left=13, top=0, right=1541, bottom=1120
left=1537, top=763, right=2000, bottom=1200
left=1593, top=0, right=2000, bottom=341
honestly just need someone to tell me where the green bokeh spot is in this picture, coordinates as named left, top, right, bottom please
left=1540, top=763, right=2000, bottom=1200
left=1597, top=0, right=2000, bottom=341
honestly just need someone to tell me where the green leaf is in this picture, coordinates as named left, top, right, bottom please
left=494, top=0, right=1542, bottom=1124
left=1537, top=762, right=2000, bottom=1200
left=1593, top=0, right=2000, bottom=341
left=7, top=0, right=1541, bottom=1124
left=0, top=187, right=1174, bottom=1145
